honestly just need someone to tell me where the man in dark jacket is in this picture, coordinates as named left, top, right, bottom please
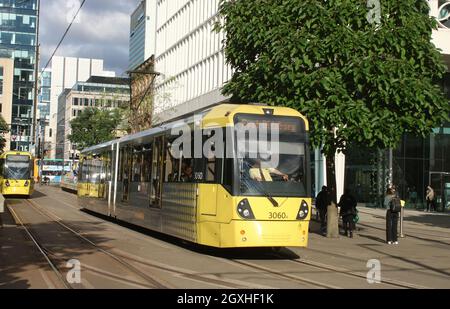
left=338, top=189, right=358, bottom=238
left=315, top=186, right=329, bottom=234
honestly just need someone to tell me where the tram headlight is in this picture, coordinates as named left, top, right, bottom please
left=24, top=181, right=29, bottom=187
left=5, top=180, right=10, bottom=187
left=237, top=199, right=255, bottom=220
left=297, top=200, right=309, bottom=220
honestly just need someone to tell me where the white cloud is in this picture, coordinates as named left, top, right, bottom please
left=40, top=0, right=140, bottom=75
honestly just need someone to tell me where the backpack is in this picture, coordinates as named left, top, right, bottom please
left=389, top=197, right=402, bottom=213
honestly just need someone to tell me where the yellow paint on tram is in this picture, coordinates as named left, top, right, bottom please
left=77, top=104, right=311, bottom=248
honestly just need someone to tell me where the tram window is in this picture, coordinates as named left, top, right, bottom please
left=78, top=161, right=83, bottom=181
left=123, top=149, right=132, bottom=183
left=142, top=144, right=152, bottom=182
left=205, top=142, right=216, bottom=182
left=222, top=158, right=233, bottom=191
left=132, top=148, right=142, bottom=182
left=118, top=150, right=123, bottom=181
left=81, top=160, right=90, bottom=182
left=180, top=158, right=194, bottom=182
left=206, top=157, right=216, bottom=182
left=164, top=147, right=178, bottom=182
left=103, top=151, right=112, bottom=182
left=118, top=148, right=131, bottom=182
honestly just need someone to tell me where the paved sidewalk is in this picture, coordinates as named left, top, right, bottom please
left=298, top=207, right=450, bottom=288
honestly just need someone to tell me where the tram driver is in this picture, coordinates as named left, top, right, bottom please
left=249, top=159, right=288, bottom=182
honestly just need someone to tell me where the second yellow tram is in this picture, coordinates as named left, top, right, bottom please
left=78, top=104, right=311, bottom=248
left=0, top=151, right=34, bottom=197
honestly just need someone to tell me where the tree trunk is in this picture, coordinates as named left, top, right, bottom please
left=325, top=152, right=340, bottom=238
left=326, top=153, right=337, bottom=204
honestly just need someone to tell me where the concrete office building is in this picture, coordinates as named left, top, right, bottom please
left=48, top=56, right=115, bottom=158
left=0, top=0, right=38, bottom=152
left=153, top=0, right=232, bottom=120
left=129, top=0, right=157, bottom=70
left=0, top=57, right=13, bottom=151
left=55, top=76, right=129, bottom=160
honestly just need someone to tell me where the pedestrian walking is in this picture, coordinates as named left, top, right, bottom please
left=385, top=186, right=401, bottom=245
left=315, top=186, right=329, bottom=235
left=338, top=189, right=358, bottom=238
left=426, top=185, right=436, bottom=212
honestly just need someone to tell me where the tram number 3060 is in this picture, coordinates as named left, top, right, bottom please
left=268, top=212, right=288, bottom=219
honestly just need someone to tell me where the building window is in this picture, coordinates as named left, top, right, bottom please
left=73, top=98, right=78, bottom=106
left=0, top=66, right=3, bottom=95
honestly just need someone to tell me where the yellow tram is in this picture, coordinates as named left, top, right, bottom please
left=0, top=151, right=35, bottom=197
left=78, top=104, right=311, bottom=248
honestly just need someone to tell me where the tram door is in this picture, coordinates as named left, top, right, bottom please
left=150, top=137, right=164, bottom=208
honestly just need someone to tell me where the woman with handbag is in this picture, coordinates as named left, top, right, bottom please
left=338, top=189, right=358, bottom=238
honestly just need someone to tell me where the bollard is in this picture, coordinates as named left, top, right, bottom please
left=400, top=199, right=405, bottom=238
left=326, top=203, right=339, bottom=238
left=400, top=207, right=405, bottom=238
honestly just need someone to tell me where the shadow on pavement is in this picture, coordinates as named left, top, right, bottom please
left=403, top=213, right=450, bottom=229
left=357, top=233, right=386, bottom=244
left=0, top=206, right=114, bottom=289
left=359, top=244, right=450, bottom=278
left=30, top=189, right=47, bottom=198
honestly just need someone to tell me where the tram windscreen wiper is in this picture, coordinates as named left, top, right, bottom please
left=241, top=161, right=279, bottom=207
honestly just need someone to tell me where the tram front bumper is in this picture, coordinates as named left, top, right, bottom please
left=2, top=185, right=31, bottom=196
left=218, top=220, right=309, bottom=248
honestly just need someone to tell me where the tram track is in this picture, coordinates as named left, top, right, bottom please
left=22, top=198, right=275, bottom=289
left=227, top=259, right=341, bottom=289
left=29, top=187, right=444, bottom=289
left=22, top=192, right=341, bottom=289
left=9, top=199, right=170, bottom=289
left=7, top=204, right=71, bottom=289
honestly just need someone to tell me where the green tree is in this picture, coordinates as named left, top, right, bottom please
left=68, top=108, right=122, bottom=150
left=217, top=0, right=449, bottom=201
left=0, top=115, right=9, bottom=153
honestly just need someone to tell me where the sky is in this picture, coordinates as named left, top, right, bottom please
left=40, top=0, right=141, bottom=76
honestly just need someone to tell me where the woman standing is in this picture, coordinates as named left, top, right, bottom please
left=384, top=187, right=400, bottom=245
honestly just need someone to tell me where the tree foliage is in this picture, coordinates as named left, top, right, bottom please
left=68, top=108, right=122, bottom=150
left=0, top=115, right=9, bottom=153
left=217, top=0, right=449, bottom=158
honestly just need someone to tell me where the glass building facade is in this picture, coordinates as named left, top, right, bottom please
left=345, top=73, right=450, bottom=211
left=38, top=69, right=50, bottom=120
left=0, top=0, right=38, bottom=151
